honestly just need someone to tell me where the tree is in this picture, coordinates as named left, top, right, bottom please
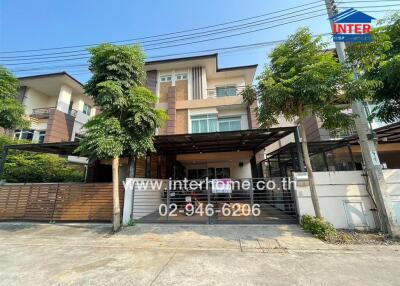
left=243, top=28, right=368, bottom=218
left=346, top=13, right=400, bottom=123
left=0, top=66, right=28, bottom=130
left=76, top=44, right=167, bottom=231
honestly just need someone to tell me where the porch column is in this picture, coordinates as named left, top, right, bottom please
left=250, top=150, right=258, bottom=178
left=56, top=84, right=72, bottom=114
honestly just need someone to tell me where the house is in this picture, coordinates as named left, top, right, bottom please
left=88, top=54, right=295, bottom=182
left=14, top=72, right=95, bottom=144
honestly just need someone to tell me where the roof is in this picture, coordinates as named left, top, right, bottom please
left=146, top=53, right=257, bottom=84
left=3, top=128, right=295, bottom=156
left=146, top=53, right=258, bottom=72
left=18, top=71, right=85, bottom=96
left=18, top=71, right=84, bottom=87
left=330, top=9, right=375, bottom=23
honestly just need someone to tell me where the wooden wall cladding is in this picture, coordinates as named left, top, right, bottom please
left=0, top=183, right=123, bottom=222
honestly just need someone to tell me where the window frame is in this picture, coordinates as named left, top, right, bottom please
left=82, top=102, right=92, bottom=116
left=160, top=75, right=172, bottom=83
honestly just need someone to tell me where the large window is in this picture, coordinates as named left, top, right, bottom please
left=82, top=103, right=92, bottom=116
left=216, top=86, right=237, bottom=97
left=191, top=115, right=242, bottom=133
left=218, top=117, right=241, bottom=132
left=188, top=167, right=230, bottom=179
left=191, top=114, right=218, bottom=133
left=14, top=129, right=34, bottom=141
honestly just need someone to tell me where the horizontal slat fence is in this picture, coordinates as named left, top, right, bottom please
left=0, top=183, right=124, bottom=222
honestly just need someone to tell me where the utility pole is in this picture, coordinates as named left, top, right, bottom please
left=324, top=0, right=399, bottom=237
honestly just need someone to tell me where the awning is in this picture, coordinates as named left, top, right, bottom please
left=3, top=128, right=296, bottom=156
left=154, top=128, right=295, bottom=154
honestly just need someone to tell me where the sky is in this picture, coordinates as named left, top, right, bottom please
left=0, top=0, right=399, bottom=83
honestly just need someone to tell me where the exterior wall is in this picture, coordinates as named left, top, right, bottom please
left=176, top=109, right=188, bottom=134
left=293, top=170, right=400, bottom=229
left=23, top=88, right=57, bottom=115
left=176, top=79, right=188, bottom=101
left=44, top=109, right=75, bottom=142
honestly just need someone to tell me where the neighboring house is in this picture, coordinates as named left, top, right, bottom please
left=15, top=72, right=95, bottom=143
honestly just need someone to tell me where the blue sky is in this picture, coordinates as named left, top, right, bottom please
left=0, top=0, right=399, bottom=83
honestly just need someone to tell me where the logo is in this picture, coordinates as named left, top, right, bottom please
left=330, top=8, right=375, bottom=42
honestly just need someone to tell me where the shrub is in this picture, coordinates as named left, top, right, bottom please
left=1, top=135, right=84, bottom=183
left=301, top=214, right=337, bottom=241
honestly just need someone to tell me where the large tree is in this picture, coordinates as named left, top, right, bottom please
left=243, top=28, right=370, bottom=218
left=76, top=44, right=166, bottom=231
left=346, top=14, right=400, bottom=123
left=0, top=66, right=28, bottom=130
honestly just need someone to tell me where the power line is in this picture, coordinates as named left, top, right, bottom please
left=0, top=0, right=324, bottom=54
left=0, top=5, right=327, bottom=60
left=3, top=12, right=327, bottom=67
left=10, top=32, right=332, bottom=73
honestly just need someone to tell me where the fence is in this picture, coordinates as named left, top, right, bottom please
left=0, top=183, right=123, bottom=222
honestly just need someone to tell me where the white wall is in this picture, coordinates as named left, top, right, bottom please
left=293, top=170, right=400, bottom=229
left=123, top=178, right=168, bottom=224
left=206, top=76, right=246, bottom=90
left=23, top=88, right=56, bottom=115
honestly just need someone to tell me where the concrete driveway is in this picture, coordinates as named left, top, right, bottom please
left=0, top=222, right=399, bottom=285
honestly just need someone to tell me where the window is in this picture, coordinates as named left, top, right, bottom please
left=38, top=131, right=46, bottom=144
left=82, top=103, right=92, bottom=116
left=191, top=114, right=218, bottom=133
left=14, top=129, right=34, bottom=141
left=176, top=73, right=187, bottom=81
left=160, top=75, right=172, bottom=82
left=218, top=117, right=241, bottom=132
left=188, top=168, right=230, bottom=179
left=216, top=86, right=237, bottom=97
left=191, top=115, right=242, bottom=133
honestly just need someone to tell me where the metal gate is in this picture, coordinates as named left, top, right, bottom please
left=132, top=178, right=298, bottom=224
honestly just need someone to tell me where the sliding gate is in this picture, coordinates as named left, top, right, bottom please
left=132, top=177, right=298, bottom=224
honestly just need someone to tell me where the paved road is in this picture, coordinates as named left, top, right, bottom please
left=0, top=223, right=399, bottom=285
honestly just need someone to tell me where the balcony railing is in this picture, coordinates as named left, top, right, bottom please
left=205, top=86, right=245, bottom=99
left=30, top=107, right=78, bottom=119
left=30, top=107, right=56, bottom=119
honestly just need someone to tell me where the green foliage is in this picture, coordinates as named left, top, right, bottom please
left=301, top=214, right=337, bottom=241
left=1, top=135, right=84, bottom=183
left=0, top=66, right=29, bottom=129
left=76, top=44, right=167, bottom=161
left=127, top=219, right=135, bottom=227
left=346, top=13, right=400, bottom=123
left=243, top=27, right=372, bottom=131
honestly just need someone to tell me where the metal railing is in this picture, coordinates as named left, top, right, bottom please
left=30, top=107, right=78, bottom=118
left=205, top=86, right=246, bottom=99
left=31, top=107, right=56, bottom=118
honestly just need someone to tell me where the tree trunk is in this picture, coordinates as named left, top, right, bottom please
left=299, top=117, right=322, bottom=218
left=112, top=157, right=121, bottom=232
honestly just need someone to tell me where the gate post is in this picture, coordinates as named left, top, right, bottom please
left=166, top=180, right=170, bottom=222
left=207, top=183, right=211, bottom=224
left=250, top=178, right=255, bottom=222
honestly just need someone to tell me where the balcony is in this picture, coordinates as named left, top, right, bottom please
left=30, top=107, right=78, bottom=119
left=206, top=86, right=245, bottom=99
left=30, top=107, right=56, bottom=119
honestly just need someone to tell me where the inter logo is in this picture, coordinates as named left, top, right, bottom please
left=330, top=8, right=375, bottom=43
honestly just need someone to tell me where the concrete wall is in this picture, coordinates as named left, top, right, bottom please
left=122, top=178, right=168, bottom=224
left=293, top=170, right=400, bottom=229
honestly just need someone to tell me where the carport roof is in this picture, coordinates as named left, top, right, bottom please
left=3, top=128, right=295, bottom=156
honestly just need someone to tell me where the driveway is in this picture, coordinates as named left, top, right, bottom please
left=0, top=222, right=399, bottom=285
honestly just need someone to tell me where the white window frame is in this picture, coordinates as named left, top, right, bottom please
left=175, top=73, right=188, bottom=81
left=82, top=103, right=92, bottom=116
left=160, top=75, right=172, bottom=83
left=218, top=116, right=242, bottom=132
